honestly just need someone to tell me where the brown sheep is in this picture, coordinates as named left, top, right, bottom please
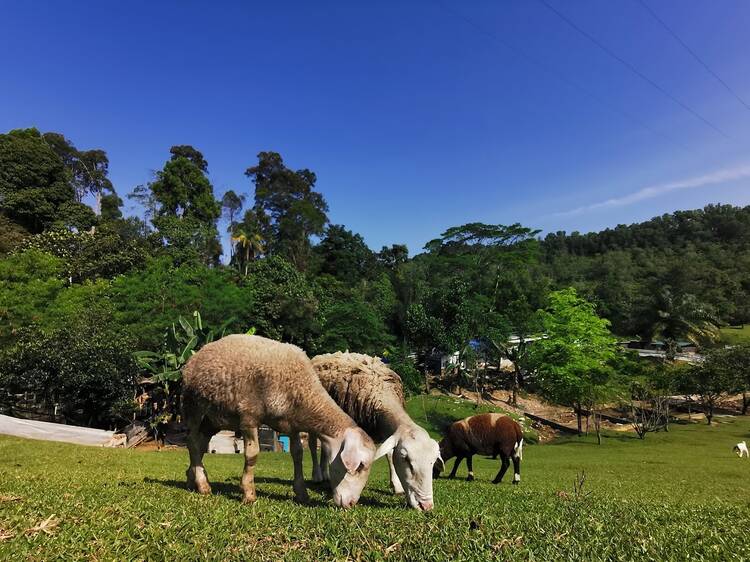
left=433, top=413, right=523, bottom=484
left=181, top=335, right=377, bottom=508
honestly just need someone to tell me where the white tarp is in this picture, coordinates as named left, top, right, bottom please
left=208, top=430, right=241, bottom=454
left=0, top=414, right=123, bottom=447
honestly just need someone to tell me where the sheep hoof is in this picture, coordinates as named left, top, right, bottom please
left=466, top=475, right=475, bottom=482
left=294, top=492, right=310, bottom=504
left=492, top=479, right=501, bottom=485
left=242, top=493, right=257, bottom=504
left=511, top=480, right=520, bottom=486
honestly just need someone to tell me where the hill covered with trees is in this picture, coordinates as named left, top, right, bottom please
left=1, top=126, right=749, bottom=427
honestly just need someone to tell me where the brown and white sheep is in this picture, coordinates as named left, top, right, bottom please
left=433, top=413, right=523, bottom=484
left=308, top=352, right=440, bottom=511
left=181, top=335, right=377, bottom=508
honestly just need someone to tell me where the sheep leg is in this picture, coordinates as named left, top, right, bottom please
left=185, top=419, right=214, bottom=495
left=511, top=452, right=521, bottom=485
left=320, top=443, right=330, bottom=481
left=387, top=451, right=405, bottom=494
left=240, top=427, right=260, bottom=504
left=448, top=456, right=463, bottom=479
left=309, top=433, right=324, bottom=483
left=492, top=454, right=510, bottom=484
left=466, top=455, right=474, bottom=481
left=290, top=432, right=310, bottom=503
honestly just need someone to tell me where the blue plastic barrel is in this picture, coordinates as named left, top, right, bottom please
left=278, top=435, right=290, bottom=452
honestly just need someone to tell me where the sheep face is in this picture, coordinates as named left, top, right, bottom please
left=326, top=427, right=376, bottom=508
left=432, top=438, right=454, bottom=478
left=387, top=429, right=440, bottom=511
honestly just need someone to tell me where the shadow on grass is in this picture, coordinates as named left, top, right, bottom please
left=143, top=477, right=391, bottom=508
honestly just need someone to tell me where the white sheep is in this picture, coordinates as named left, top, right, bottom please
left=308, top=352, right=440, bottom=511
left=182, top=335, right=377, bottom=508
left=734, top=441, right=749, bottom=458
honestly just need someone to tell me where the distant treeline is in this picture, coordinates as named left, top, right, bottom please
left=1, top=126, right=747, bottom=426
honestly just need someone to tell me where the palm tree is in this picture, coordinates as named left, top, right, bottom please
left=231, top=229, right=264, bottom=275
left=652, top=288, right=719, bottom=360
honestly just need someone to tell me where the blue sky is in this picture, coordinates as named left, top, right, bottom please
left=2, top=1, right=749, bottom=254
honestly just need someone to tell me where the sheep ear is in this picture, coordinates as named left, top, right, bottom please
left=374, top=433, right=399, bottom=460
left=341, top=429, right=368, bottom=474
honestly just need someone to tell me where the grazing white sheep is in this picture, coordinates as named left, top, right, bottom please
left=734, top=441, right=749, bottom=458
left=182, top=335, right=377, bottom=508
left=308, top=352, right=440, bottom=511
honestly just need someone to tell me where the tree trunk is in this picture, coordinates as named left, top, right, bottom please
left=511, top=366, right=520, bottom=406
left=575, top=405, right=582, bottom=435
left=595, top=412, right=601, bottom=445
left=742, top=391, right=749, bottom=416
left=706, top=403, right=713, bottom=425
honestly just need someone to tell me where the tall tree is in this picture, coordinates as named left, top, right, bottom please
left=42, top=132, right=115, bottom=215
left=245, top=151, right=328, bottom=270
left=0, top=128, right=75, bottom=233
left=137, top=146, right=222, bottom=265
left=314, top=224, right=375, bottom=284
left=528, top=288, right=620, bottom=438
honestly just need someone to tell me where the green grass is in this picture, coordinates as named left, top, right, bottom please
left=405, top=394, right=538, bottom=443
left=720, top=324, right=750, bottom=345
left=1, top=418, right=749, bottom=560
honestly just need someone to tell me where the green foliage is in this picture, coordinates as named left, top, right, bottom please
left=241, top=255, right=319, bottom=349
left=0, top=311, right=137, bottom=427
left=20, top=225, right=149, bottom=281
left=528, top=288, right=621, bottom=424
left=0, top=250, right=67, bottom=343
left=314, top=224, right=375, bottom=284
left=0, top=128, right=74, bottom=233
left=246, top=151, right=329, bottom=270
left=679, top=344, right=750, bottom=423
left=133, top=311, right=233, bottom=386
left=317, top=299, right=393, bottom=356
left=110, top=258, right=247, bottom=349
left=383, top=347, right=423, bottom=396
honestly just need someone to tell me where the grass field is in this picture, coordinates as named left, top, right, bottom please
left=720, top=325, right=750, bottom=346
left=1, top=416, right=749, bottom=560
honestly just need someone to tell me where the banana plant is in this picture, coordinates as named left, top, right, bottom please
left=134, top=311, right=253, bottom=388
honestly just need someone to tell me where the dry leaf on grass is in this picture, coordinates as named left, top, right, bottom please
left=0, top=495, right=22, bottom=503
left=25, top=514, right=60, bottom=536
left=0, top=528, right=16, bottom=541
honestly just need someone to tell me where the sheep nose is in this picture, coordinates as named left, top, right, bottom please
left=418, top=500, right=434, bottom=511
left=341, top=498, right=357, bottom=509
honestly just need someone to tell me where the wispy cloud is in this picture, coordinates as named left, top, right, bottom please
left=555, top=164, right=750, bottom=217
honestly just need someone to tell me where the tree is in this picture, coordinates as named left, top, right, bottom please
left=221, top=189, right=245, bottom=254
left=169, top=145, right=208, bottom=172
left=150, top=147, right=220, bottom=223
left=0, top=309, right=137, bottom=428
left=245, top=151, right=328, bottom=270
left=678, top=350, right=737, bottom=425
left=42, top=132, right=115, bottom=215
left=135, top=146, right=222, bottom=265
left=231, top=208, right=265, bottom=275
left=527, top=288, right=620, bottom=439
left=641, top=287, right=719, bottom=360
left=377, top=244, right=409, bottom=269
left=0, top=128, right=75, bottom=233
left=318, top=299, right=393, bottom=356
left=240, top=255, right=320, bottom=350
left=314, top=224, right=375, bottom=284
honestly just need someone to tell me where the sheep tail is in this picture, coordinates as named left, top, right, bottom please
left=513, top=438, right=523, bottom=461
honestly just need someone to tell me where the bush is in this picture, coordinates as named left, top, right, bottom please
left=0, top=312, right=137, bottom=428
left=385, top=347, right=423, bottom=396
